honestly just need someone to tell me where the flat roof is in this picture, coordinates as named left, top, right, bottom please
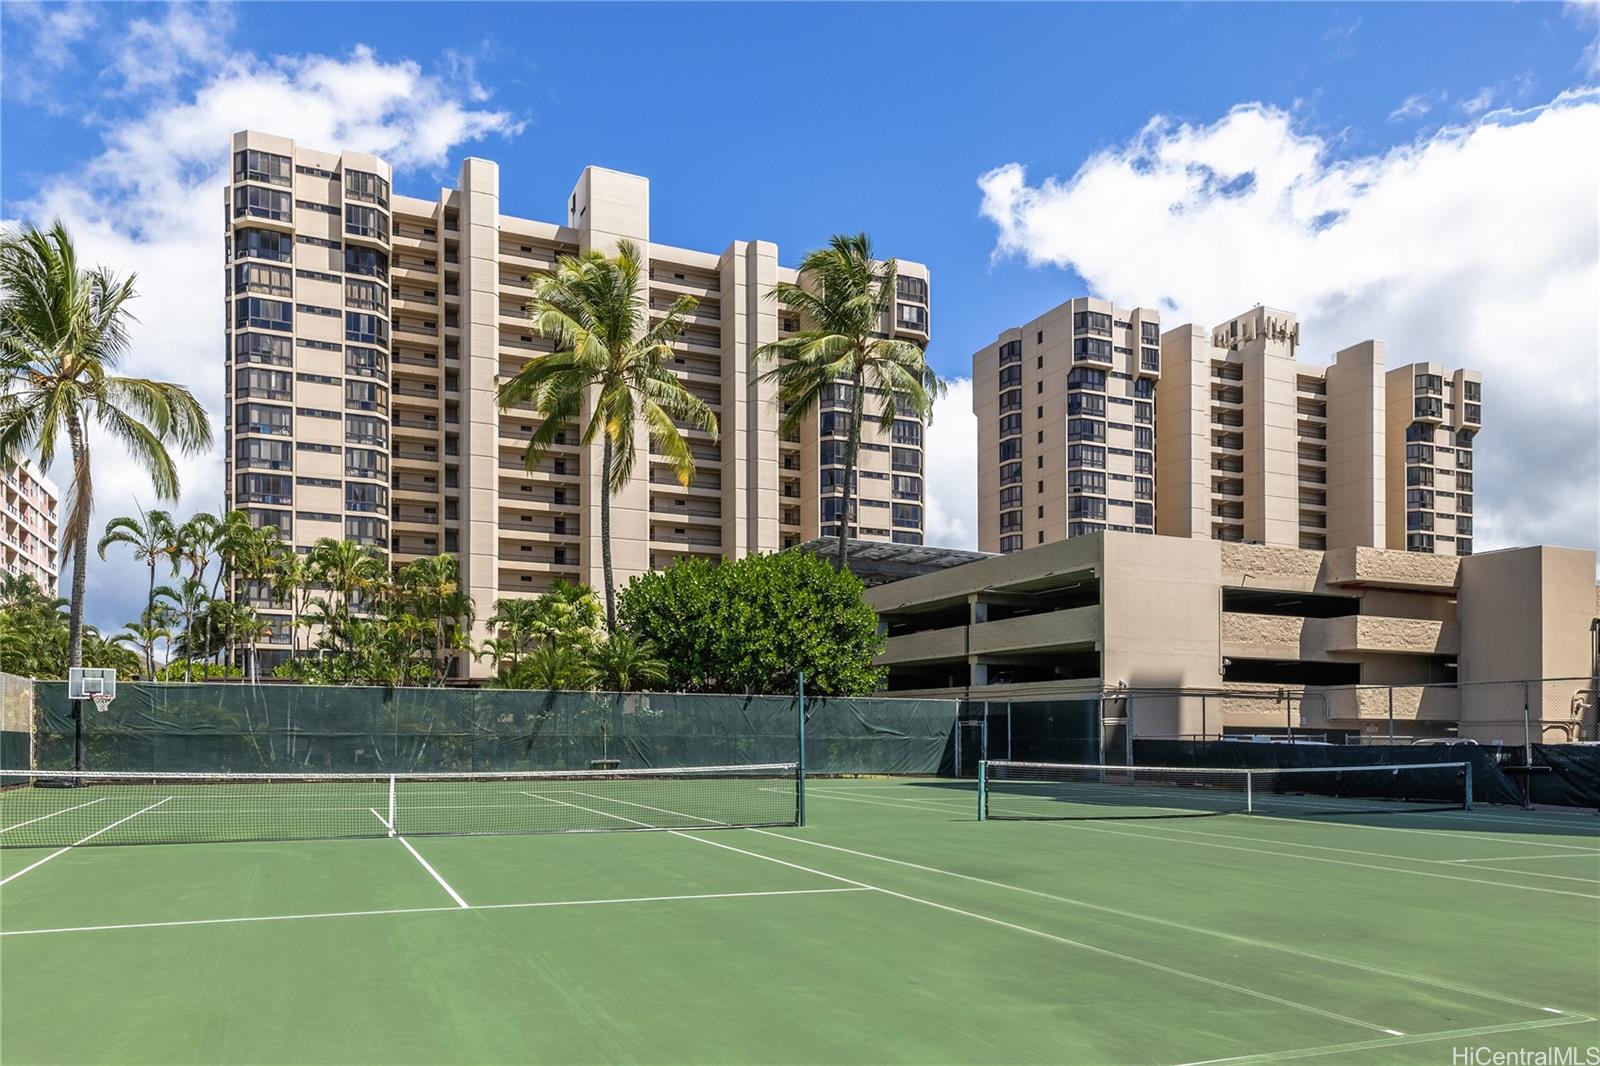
left=791, top=538, right=991, bottom=587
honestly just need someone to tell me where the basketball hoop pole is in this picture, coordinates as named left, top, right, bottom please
left=72, top=696, right=84, bottom=778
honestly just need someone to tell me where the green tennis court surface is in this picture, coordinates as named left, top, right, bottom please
left=3, top=779, right=1597, bottom=1064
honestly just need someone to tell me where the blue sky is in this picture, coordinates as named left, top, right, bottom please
left=2, top=1, right=1597, bottom=630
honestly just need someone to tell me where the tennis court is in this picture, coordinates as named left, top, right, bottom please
left=3, top=771, right=1597, bottom=1064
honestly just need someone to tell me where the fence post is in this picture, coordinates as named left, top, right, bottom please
left=1522, top=679, right=1532, bottom=809
left=1387, top=686, right=1394, bottom=742
left=796, top=669, right=807, bottom=827
left=1006, top=702, right=1013, bottom=760
left=977, top=760, right=987, bottom=821
left=1200, top=694, right=1207, bottom=741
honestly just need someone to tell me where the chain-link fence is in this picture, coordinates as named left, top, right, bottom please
left=1, top=671, right=33, bottom=772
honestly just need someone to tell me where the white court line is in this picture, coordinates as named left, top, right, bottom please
left=531, top=789, right=1404, bottom=1036
left=796, top=786, right=1600, bottom=898
left=736, top=828, right=1584, bottom=1019
left=1172, top=1014, right=1597, bottom=1066
left=0, top=887, right=870, bottom=937
left=0, top=796, right=109, bottom=834
left=367, top=807, right=469, bottom=909
left=0, top=797, right=173, bottom=888
left=1054, top=821, right=1600, bottom=900
left=1442, top=852, right=1600, bottom=864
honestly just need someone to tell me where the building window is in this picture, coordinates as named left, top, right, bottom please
left=1407, top=512, right=1435, bottom=531
left=235, top=297, right=292, bottom=332
left=1415, top=397, right=1443, bottom=419
left=896, top=303, right=927, bottom=331
left=233, top=149, right=292, bottom=187
left=235, top=368, right=291, bottom=401
left=1072, top=338, right=1112, bottom=362
left=233, top=185, right=291, bottom=222
left=1135, top=477, right=1153, bottom=501
left=1134, top=401, right=1153, bottom=424
left=1463, top=381, right=1481, bottom=402
left=344, top=246, right=389, bottom=281
left=1405, top=443, right=1434, bottom=464
left=892, top=446, right=921, bottom=472
left=892, top=503, right=921, bottom=528
left=999, top=510, right=1022, bottom=532
left=1134, top=502, right=1153, bottom=526
left=236, top=438, right=292, bottom=470
left=999, top=413, right=1023, bottom=436
left=999, top=461, right=1022, bottom=485
left=1405, top=423, right=1435, bottom=443
left=1067, top=393, right=1105, bottom=417
left=1067, top=367, right=1105, bottom=392
left=236, top=473, right=292, bottom=506
left=345, top=313, right=389, bottom=346
left=999, top=535, right=1022, bottom=554
left=1134, top=452, right=1153, bottom=475
left=998, top=439, right=1021, bottom=462
left=891, top=420, right=922, bottom=445
left=1463, top=403, right=1481, bottom=423
left=892, top=475, right=921, bottom=500
left=998, top=340, right=1022, bottom=366
left=1457, top=472, right=1473, bottom=491
left=1067, top=418, right=1105, bottom=442
left=1139, top=347, right=1161, bottom=372
left=233, top=228, right=293, bottom=264
left=345, top=380, right=388, bottom=411
left=1406, top=532, right=1435, bottom=552
left=1068, top=470, right=1105, bottom=494
left=345, top=414, right=387, bottom=446
left=1133, top=378, right=1154, bottom=399
left=345, top=516, right=388, bottom=547
left=892, top=531, right=923, bottom=546
left=895, top=276, right=928, bottom=303
left=246, top=509, right=292, bottom=537
left=233, top=262, right=292, bottom=297
left=345, top=447, right=388, bottom=479
left=1406, top=488, right=1434, bottom=509
left=999, top=389, right=1022, bottom=414
left=345, top=279, right=387, bottom=312
left=345, top=205, right=390, bottom=242
left=1072, top=311, right=1112, bottom=336
left=1133, top=427, right=1154, bottom=450
left=345, top=346, right=387, bottom=379
left=1406, top=466, right=1434, bottom=487
left=234, top=332, right=292, bottom=367
left=1457, top=449, right=1473, bottom=470
left=346, top=482, right=389, bottom=515
left=1067, top=444, right=1106, bottom=468
left=344, top=169, right=390, bottom=208
left=1140, top=322, right=1159, bottom=345
left=236, top=403, right=292, bottom=436
left=998, top=364, right=1021, bottom=389
left=999, top=486, right=1023, bottom=509
left=1414, top=373, right=1443, bottom=395
left=1068, top=497, right=1106, bottom=520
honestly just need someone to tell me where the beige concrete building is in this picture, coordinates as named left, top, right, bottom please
left=974, top=297, right=1161, bottom=554
left=1, top=456, right=60, bottom=590
left=867, top=532, right=1598, bottom=743
left=977, top=298, right=1484, bottom=558
left=223, top=131, right=930, bottom=672
left=1386, top=362, right=1482, bottom=556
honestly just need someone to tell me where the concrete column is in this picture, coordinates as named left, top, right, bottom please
left=720, top=240, right=780, bottom=557
left=457, top=157, right=501, bottom=670
left=1324, top=341, right=1386, bottom=549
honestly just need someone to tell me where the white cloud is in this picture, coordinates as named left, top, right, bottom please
left=1460, top=87, right=1497, bottom=115
left=1388, top=92, right=1441, bottom=122
left=9, top=39, right=523, bottom=631
left=978, top=91, right=1600, bottom=557
left=923, top=379, right=978, bottom=550
left=113, top=3, right=235, bottom=91
left=1, top=0, right=97, bottom=102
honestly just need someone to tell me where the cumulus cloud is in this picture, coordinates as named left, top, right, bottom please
left=923, top=379, right=978, bottom=550
left=978, top=92, right=1600, bottom=556
left=7, top=33, right=523, bottom=630
left=1, top=0, right=97, bottom=102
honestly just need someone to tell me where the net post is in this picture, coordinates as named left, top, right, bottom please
left=1463, top=760, right=1473, bottom=812
left=1245, top=770, right=1254, bottom=814
left=796, top=669, right=806, bottom=828
left=977, top=760, right=988, bottom=821
left=387, top=774, right=397, bottom=836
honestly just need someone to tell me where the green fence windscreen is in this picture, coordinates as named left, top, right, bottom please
left=30, top=683, right=958, bottom=776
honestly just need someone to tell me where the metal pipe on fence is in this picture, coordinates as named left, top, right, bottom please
left=1388, top=687, right=1394, bottom=742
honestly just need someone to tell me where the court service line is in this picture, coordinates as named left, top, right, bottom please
left=1052, top=821, right=1600, bottom=900
left=0, top=888, right=871, bottom=938
left=0, top=796, right=109, bottom=834
left=799, top=787, right=1600, bottom=887
left=1171, top=1013, right=1597, bottom=1066
left=1441, top=852, right=1600, bottom=864
left=528, top=790, right=1404, bottom=1036
left=738, top=828, right=1584, bottom=1018
left=0, top=797, right=173, bottom=889
left=367, top=807, right=470, bottom=909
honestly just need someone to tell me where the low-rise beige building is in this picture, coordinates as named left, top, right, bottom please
left=223, top=131, right=931, bottom=673
left=868, top=531, right=1597, bottom=743
left=1, top=456, right=59, bottom=590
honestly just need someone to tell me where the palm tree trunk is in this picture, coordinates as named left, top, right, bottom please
left=144, top=559, right=156, bottom=680
left=600, top=433, right=616, bottom=632
left=65, top=415, right=89, bottom=670
left=838, top=368, right=865, bottom=572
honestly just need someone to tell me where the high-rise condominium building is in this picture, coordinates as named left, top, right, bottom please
left=974, top=297, right=1162, bottom=554
left=1385, top=362, right=1482, bottom=556
left=223, top=131, right=930, bottom=673
left=975, top=300, right=1482, bottom=556
left=1, top=456, right=60, bottom=589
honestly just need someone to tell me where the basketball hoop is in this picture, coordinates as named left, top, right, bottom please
left=89, top=692, right=114, bottom=713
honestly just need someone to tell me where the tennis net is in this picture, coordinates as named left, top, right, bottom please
left=0, top=763, right=800, bottom=848
left=978, top=760, right=1471, bottom=820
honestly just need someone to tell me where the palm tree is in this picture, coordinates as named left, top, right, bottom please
left=0, top=221, right=212, bottom=668
left=487, top=597, right=543, bottom=674
left=498, top=239, right=718, bottom=631
left=97, top=508, right=177, bottom=678
left=505, top=644, right=594, bottom=691
left=307, top=538, right=385, bottom=654
left=753, top=233, right=944, bottom=570
left=156, top=576, right=210, bottom=682
left=590, top=632, right=669, bottom=693
left=113, top=605, right=174, bottom=681
left=396, top=554, right=472, bottom=685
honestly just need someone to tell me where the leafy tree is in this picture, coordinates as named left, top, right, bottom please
left=589, top=632, right=669, bottom=693
left=0, top=221, right=211, bottom=669
left=0, top=573, right=139, bottom=679
left=500, top=644, right=595, bottom=691
left=498, top=239, right=718, bottom=630
left=753, top=233, right=943, bottom=571
left=618, top=551, right=884, bottom=695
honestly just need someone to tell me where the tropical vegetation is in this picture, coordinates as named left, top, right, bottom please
left=754, top=232, right=943, bottom=570
left=498, top=238, right=717, bottom=630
